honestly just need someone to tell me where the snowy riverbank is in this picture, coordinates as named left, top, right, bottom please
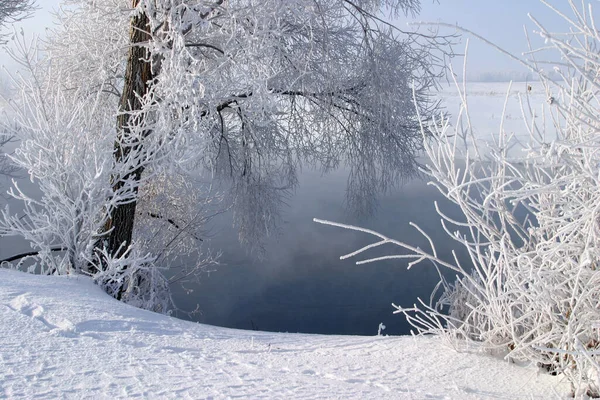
left=0, top=269, right=568, bottom=399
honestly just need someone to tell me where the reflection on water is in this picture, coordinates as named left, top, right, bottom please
left=172, top=167, right=469, bottom=336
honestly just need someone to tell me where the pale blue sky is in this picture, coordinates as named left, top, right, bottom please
left=407, top=0, right=576, bottom=76
left=0, top=1, right=587, bottom=78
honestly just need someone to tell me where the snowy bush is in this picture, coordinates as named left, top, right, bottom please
left=317, top=1, right=600, bottom=396
left=91, top=246, right=173, bottom=313
left=0, top=30, right=214, bottom=312
left=0, top=34, right=118, bottom=276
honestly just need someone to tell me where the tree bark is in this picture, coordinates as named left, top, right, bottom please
left=100, top=0, right=153, bottom=261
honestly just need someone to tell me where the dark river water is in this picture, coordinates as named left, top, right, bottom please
left=170, top=167, right=468, bottom=336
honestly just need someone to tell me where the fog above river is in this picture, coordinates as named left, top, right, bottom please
left=170, top=166, right=468, bottom=336
left=1, top=82, right=540, bottom=336
left=0, top=155, right=467, bottom=336
left=172, top=82, right=543, bottom=335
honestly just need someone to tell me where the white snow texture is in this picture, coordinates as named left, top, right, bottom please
left=0, top=268, right=567, bottom=399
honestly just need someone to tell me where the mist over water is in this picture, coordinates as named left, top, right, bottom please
left=1, top=82, right=536, bottom=336
left=172, top=167, right=468, bottom=336
left=0, top=158, right=467, bottom=336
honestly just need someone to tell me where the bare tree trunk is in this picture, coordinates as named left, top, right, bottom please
left=99, top=0, right=152, bottom=264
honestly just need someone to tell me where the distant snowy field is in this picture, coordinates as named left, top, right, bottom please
left=438, top=81, right=553, bottom=156
left=0, top=269, right=568, bottom=399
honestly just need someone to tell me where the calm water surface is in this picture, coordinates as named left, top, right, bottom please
left=172, top=167, right=468, bottom=336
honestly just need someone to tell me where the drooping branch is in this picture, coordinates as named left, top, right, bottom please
left=147, top=212, right=203, bottom=242
left=0, top=0, right=37, bottom=44
left=0, top=246, right=66, bottom=264
left=184, top=42, right=224, bottom=54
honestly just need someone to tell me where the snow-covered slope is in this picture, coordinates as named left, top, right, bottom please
left=0, top=269, right=567, bottom=399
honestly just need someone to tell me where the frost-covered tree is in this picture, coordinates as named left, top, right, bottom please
left=318, top=1, right=600, bottom=396
left=0, top=0, right=37, bottom=177
left=1, top=0, right=448, bottom=307
left=0, top=0, right=36, bottom=43
left=93, top=0, right=448, bottom=261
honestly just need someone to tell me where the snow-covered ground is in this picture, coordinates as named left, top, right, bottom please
left=0, top=268, right=569, bottom=399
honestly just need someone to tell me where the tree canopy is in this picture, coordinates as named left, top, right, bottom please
left=1, top=0, right=449, bottom=309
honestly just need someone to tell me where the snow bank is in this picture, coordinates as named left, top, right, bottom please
left=0, top=269, right=567, bottom=399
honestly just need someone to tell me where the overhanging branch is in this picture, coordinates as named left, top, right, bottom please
left=0, top=246, right=66, bottom=264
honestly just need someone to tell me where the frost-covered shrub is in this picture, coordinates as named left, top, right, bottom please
left=317, top=1, right=600, bottom=396
left=91, top=247, right=173, bottom=313
left=0, top=38, right=118, bottom=276
left=0, top=30, right=215, bottom=313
